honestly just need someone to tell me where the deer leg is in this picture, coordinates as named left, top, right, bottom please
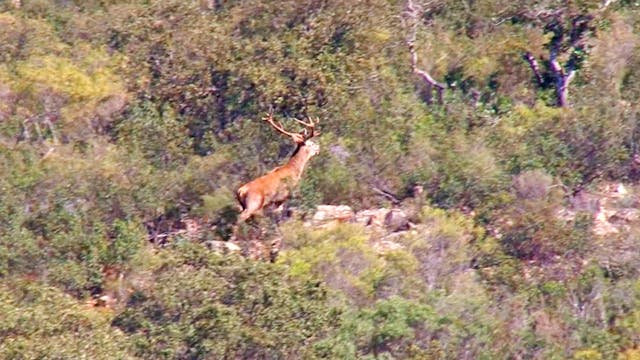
left=239, top=193, right=264, bottom=222
left=269, top=201, right=284, bottom=223
left=234, top=197, right=262, bottom=241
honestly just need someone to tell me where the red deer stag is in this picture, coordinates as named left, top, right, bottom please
left=236, top=113, right=319, bottom=221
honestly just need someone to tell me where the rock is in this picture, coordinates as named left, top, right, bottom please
left=611, top=209, right=640, bottom=223
left=593, top=206, right=619, bottom=236
left=312, top=205, right=354, bottom=225
left=384, top=209, right=409, bottom=232
left=354, top=208, right=409, bottom=232
left=206, top=240, right=241, bottom=254
left=354, top=209, right=389, bottom=228
left=617, top=183, right=628, bottom=196
left=87, top=294, right=117, bottom=309
left=98, top=294, right=117, bottom=308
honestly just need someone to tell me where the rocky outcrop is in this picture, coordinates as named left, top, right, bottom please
left=309, top=205, right=410, bottom=233
left=311, top=205, right=355, bottom=226
left=354, top=208, right=388, bottom=228
left=570, top=182, right=639, bottom=236
left=384, top=208, right=410, bottom=232
left=206, top=240, right=241, bottom=254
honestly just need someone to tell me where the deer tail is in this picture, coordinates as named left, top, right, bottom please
left=236, top=185, right=249, bottom=211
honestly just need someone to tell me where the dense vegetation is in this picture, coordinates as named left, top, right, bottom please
left=2, top=0, right=640, bottom=358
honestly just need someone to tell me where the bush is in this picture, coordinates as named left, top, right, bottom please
left=279, top=222, right=395, bottom=304
left=0, top=279, right=132, bottom=359
left=112, top=242, right=343, bottom=359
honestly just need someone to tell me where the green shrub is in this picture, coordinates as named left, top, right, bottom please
left=0, top=279, right=133, bottom=359
left=280, top=223, right=390, bottom=303
left=112, top=243, right=342, bottom=359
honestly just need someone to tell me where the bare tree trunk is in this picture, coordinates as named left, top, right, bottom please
left=555, top=70, right=576, bottom=107
left=524, top=13, right=591, bottom=107
left=550, top=50, right=576, bottom=107
left=404, top=0, right=446, bottom=104
left=600, top=0, right=619, bottom=11
left=524, top=52, right=543, bottom=87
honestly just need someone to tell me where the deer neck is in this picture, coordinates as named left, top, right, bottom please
left=286, top=144, right=313, bottom=179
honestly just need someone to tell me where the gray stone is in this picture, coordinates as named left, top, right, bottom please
left=384, top=208, right=410, bottom=232
left=312, top=205, right=355, bottom=225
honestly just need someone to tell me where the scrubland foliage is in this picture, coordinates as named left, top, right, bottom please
left=2, top=0, right=640, bottom=358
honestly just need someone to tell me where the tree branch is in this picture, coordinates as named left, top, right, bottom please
left=42, top=114, right=59, bottom=145
left=600, top=0, right=619, bottom=11
left=548, top=14, right=590, bottom=107
left=404, top=0, right=446, bottom=104
left=549, top=56, right=564, bottom=77
left=371, top=186, right=401, bottom=205
left=410, top=54, right=446, bottom=90
left=523, top=52, right=543, bottom=86
left=549, top=53, right=570, bottom=107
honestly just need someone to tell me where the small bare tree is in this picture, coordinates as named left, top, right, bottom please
left=523, top=1, right=619, bottom=107
left=403, top=0, right=447, bottom=104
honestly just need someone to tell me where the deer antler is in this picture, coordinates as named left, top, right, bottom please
left=263, top=113, right=318, bottom=143
left=292, top=116, right=318, bottom=139
left=263, top=112, right=305, bottom=144
left=237, top=113, right=321, bottom=223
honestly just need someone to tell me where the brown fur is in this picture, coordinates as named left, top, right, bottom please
left=237, top=141, right=319, bottom=221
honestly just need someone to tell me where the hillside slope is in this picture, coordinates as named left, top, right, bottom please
left=2, top=0, right=640, bottom=358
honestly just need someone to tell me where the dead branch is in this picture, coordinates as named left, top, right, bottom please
left=600, top=0, right=619, bottom=11
left=404, top=0, right=446, bottom=104
left=524, top=52, right=543, bottom=87
left=42, top=114, right=59, bottom=145
left=371, top=186, right=401, bottom=205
